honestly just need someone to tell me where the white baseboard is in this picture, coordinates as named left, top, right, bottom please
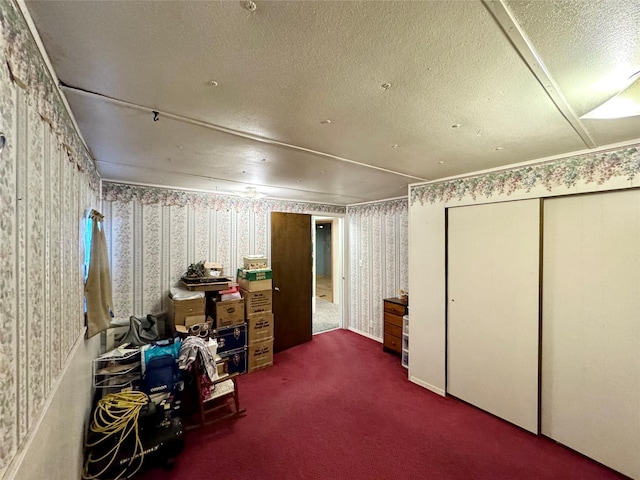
left=348, top=327, right=382, bottom=343
left=410, top=376, right=446, bottom=397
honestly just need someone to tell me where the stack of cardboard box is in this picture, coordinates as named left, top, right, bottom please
left=168, top=292, right=249, bottom=374
left=238, top=256, right=274, bottom=372
left=207, top=294, right=247, bottom=374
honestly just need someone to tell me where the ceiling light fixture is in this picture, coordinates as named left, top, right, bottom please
left=241, top=187, right=266, bottom=199
left=244, top=1, right=257, bottom=13
left=321, top=119, right=331, bottom=124
left=581, top=71, right=640, bottom=119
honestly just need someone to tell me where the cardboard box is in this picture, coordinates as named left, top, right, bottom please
left=243, top=255, right=268, bottom=270
left=238, top=277, right=272, bottom=292
left=184, top=314, right=207, bottom=328
left=204, top=262, right=224, bottom=275
left=248, top=339, right=274, bottom=372
left=215, top=359, right=226, bottom=377
left=207, top=298, right=245, bottom=329
left=175, top=316, right=212, bottom=335
left=240, top=289, right=273, bottom=315
left=237, top=268, right=273, bottom=292
left=167, top=297, right=205, bottom=326
left=247, top=312, right=274, bottom=344
left=237, top=268, right=272, bottom=281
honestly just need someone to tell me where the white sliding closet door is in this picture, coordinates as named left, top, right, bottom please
left=447, top=200, right=540, bottom=433
left=542, top=190, right=640, bottom=479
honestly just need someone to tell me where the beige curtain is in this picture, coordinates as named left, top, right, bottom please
left=85, top=210, right=113, bottom=337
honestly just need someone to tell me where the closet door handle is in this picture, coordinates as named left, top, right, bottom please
left=274, top=286, right=280, bottom=292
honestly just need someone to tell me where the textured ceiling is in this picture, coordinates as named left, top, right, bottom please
left=23, top=0, right=640, bottom=205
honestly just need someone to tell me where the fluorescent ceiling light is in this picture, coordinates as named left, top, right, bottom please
left=581, top=71, right=640, bottom=119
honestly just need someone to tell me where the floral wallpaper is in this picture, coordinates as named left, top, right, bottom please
left=0, top=1, right=98, bottom=476
left=0, top=0, right=100, bottom=193
left=347, top=197, right=407, bottom=216
left=411, top=145, right=640, bottom=205
left=103, top=182, right=346, bottom=214
left=102, top=183, right=346, bottom=321
left=103, top=183, right=408, bottom=342
left=347, top=199, right=408, bottom=339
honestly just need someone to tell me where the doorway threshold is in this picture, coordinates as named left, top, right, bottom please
left=312, top=297, right=340, bottom=334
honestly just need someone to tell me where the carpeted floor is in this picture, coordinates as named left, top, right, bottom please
left=312, top=297, right=340, bottom=334
left=136, top=330, right=625, bottom=480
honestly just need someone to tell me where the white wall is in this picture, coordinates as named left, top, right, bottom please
left=408, top=142, right=640, bottom=395
left=408, top=142, right=640, bottom=474
left=408, top=202, right=445, bottom=394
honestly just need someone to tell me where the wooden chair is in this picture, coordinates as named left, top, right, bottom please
left=187, top=359, right=246, bottom=429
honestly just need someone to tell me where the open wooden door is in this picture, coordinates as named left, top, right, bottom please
left=271, top=212, right=312, bottom=352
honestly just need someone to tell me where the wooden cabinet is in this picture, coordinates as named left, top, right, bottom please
left=383, top=297, right=408, bottom=354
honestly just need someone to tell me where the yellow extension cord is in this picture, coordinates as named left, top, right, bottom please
left=82, top=391, right=149, bottom=480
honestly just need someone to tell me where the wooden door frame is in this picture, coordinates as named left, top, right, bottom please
left=311, top=215, right=344, bottom=329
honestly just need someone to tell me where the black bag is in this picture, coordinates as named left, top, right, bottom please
left=116, top=314, right=159, bottom=347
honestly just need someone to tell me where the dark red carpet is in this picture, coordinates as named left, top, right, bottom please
left=138, top=329, right=626, bottom=480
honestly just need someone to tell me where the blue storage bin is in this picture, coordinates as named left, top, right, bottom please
left=214, top=323, right=247, bottom=354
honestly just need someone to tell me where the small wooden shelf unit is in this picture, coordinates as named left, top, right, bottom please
left=383, top=297, right=408, bottom=355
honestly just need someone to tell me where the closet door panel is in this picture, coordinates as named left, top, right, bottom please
left=542, top=190, right=640, bottom=479
left=447, top=200, right=540, bottom=433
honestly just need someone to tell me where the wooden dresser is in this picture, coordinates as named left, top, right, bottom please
left=383, top=297, right=408, bottom=354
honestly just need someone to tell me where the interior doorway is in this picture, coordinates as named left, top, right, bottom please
left=312, top=216, right=343, bottom=334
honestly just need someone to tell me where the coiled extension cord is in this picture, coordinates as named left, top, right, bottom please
left=82, top=391, right=149, bottom=480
